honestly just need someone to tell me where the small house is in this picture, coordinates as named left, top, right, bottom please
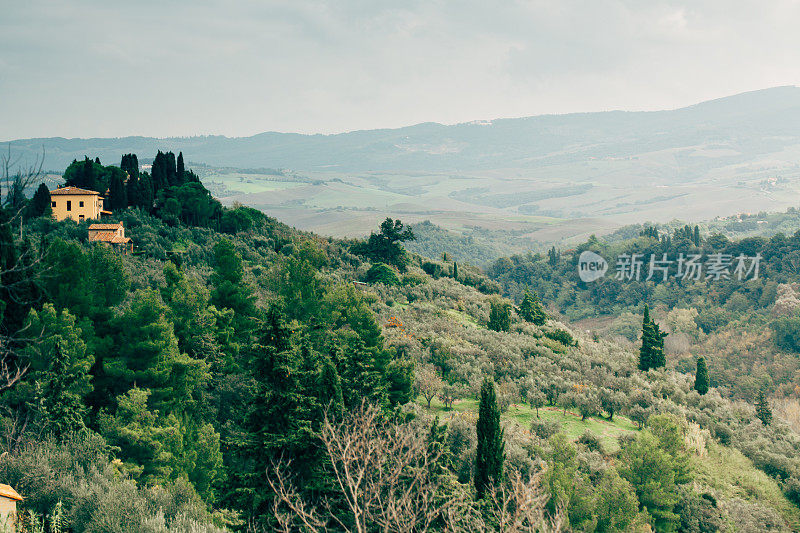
left=0, top=484, right=22, bottom=531
left=88, top=222, right=132, bottom=253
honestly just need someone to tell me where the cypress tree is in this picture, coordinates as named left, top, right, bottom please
left=165, top=151, right=178, bottom=186
left=639, top=306, right=653, bottom=371
left=475, top=377, right=504, bottom=499
left=693, top=225, right=701, bottom=247
left=548, top=246, right=558, bottom=267
left=27, top=183, right=51, bottom=219
left=120, top=153, right=139, bottom=178
left=452, top=261, right=458, bottom=280
left=137, top=173, right=154, bottom=210
left=177, top=152, right=185, bottom=184
left=151, top=151, right=168, bottom=191
left=650, top=319, right=667, bottom=369
left=756, top=388, right=772, bottom=425
left=639, top=305, right=667, bottom=371
left=109, top=172, right=127, bottom=211
left=488, top=300, right=511, bottom=332
left=694, top=357, right=709, bottom=395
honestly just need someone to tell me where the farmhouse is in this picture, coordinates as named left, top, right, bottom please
left=0, top=484, right=22, bottom=531
left=88, top=222, right=132, bottom=252
left=49, top=186, right=111, bottom=222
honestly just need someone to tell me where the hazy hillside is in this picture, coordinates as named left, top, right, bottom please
left=11, top=87, right=800, bottom=245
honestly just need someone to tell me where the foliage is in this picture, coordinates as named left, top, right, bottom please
left=365, top=262, right=399, bottom=285
left=352, top=217, right=415, bottom=271
left=487, top=299, right=511, bottom=332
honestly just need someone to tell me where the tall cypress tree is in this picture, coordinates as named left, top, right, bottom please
left=452, top=261, right=458, bottom=280
left=27, top=183, right=51, bottom=219
left=694, top=357, right=709, bottom=395
left=639, top=306, right=653, bottom=371
left=475, top=377, right=504, bottom=499
left=693, top=225, right=701, bottom=247
left=151, top=151, right=168, bottom=191
left=639, top=305, right=667, bottom=371
left=176, top=152, right=186, bottom=184
left=120, top=153, right=139, bottom=178
left=756, top=388, right=772, bottom=426
left=165, top=151, right=178, bottom=186
left=109, top=172, right=127, bottom=211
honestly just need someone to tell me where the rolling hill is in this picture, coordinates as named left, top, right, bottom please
left=9, top=86, right=800, bottom=247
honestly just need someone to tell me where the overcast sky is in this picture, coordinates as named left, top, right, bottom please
left=2, top=0, right=800, bottom=140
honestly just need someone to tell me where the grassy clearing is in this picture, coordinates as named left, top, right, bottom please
left=693, top=440, right=800, bottom=529
left=417, top=397, right=637, bottom=453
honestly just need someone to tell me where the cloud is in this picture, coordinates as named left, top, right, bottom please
left=2, top=0, right=800, bottom=140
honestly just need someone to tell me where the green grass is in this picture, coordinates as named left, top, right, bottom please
left=417, top=397, right=637, bottom=453
left=693, top=440, right=800, bottom=529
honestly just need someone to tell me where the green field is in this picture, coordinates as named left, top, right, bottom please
left=418, top=396, right=638, bottom=453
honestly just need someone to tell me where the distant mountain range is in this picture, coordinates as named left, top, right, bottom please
left=7, top=86, right=800, bottom=176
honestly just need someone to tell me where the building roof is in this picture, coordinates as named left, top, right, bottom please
left=50, top=186, right=100, bottom=196
left=88, top=223, right=123, bottom=230
left=0, top=484, right=22, bottom=501
left=88, top=232, right=131, bottom=244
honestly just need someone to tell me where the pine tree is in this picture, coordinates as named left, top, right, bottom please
left=756, top=388, right=772, bottom=425
left=316, top=355, right=343, bottom=418
left=694, top=357, right=710, bottom=395
left=518, top=288, right=547, bottom=326
left=38, top=341, right=86, bottom=435
left=475, top=377, right=504, bottom=499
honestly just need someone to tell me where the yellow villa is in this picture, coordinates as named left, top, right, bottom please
left=49, top=186, right=111, bottom=222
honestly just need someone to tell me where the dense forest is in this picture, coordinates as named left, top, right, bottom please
left=2, top=153, right=800, bottom=531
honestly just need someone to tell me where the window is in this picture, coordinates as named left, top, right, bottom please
left=51, top=201, right=56, bottom=208
left=79, top=201, right=84, bottom=207
left=66, top=200, right=71, bottom=211
left=79, top=215, right=85, bottom=221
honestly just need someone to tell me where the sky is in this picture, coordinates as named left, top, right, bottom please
left=2, top=0, right=800, bottom=140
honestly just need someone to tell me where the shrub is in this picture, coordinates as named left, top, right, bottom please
left=530, top=419, right=561, bottom=440
left=365, top=263, right=399, bottom=285
left=544, top=328, right=576, bottom=346
left=577, top=430, right=604, bottom=454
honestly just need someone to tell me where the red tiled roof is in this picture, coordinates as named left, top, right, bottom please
left=88, top=232, right=130, bottom=244
left=88, top=223, right=123, bottom=230
left=50, top=186, right=100, bottom=196
left=88, top=231, right=116, bottom=242
left=0, top=484, right=22, bottom=501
